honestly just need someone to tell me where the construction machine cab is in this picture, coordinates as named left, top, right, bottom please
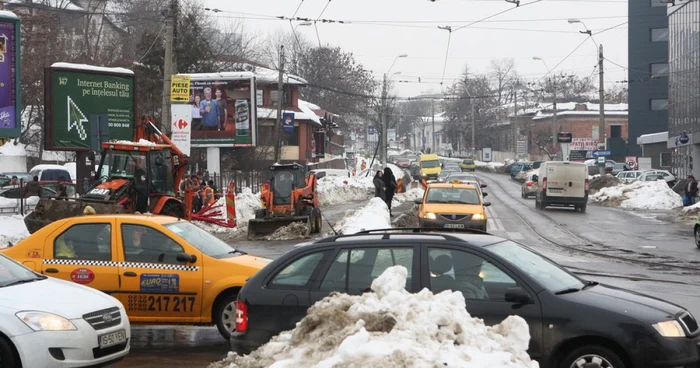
left=269, top=164, right=306, bottom=206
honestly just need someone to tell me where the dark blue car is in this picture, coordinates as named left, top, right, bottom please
left=511, top=162, right=532, bottom=179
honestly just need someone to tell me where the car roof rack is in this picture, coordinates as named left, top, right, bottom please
left=314, top=227, right=490, bottom=243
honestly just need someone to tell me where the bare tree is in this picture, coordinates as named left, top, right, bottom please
left=604, top=83, right=628, bottom=104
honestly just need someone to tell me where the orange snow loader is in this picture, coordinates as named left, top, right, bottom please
left=24, top=116, right=189, bottom=234
left=247, top=163, right=323, bottom=239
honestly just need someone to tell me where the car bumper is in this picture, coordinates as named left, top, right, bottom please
left=12, top=314, right=131, bottom=368
left=541, top=194, right=588, bottom=205
left=419, top=217, right=487, bottom=230
left=635, top=334, right=700, bottom=368
left=230, top=329, right=275, bottom=356
left=523, top=187, right=537, bottom=195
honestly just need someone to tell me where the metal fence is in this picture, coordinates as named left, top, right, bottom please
left=206, top=171, right=268, bottom=194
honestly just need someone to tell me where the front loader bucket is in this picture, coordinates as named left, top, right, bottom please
left=247, top=216, right=310, bottom=240
left=24, top=199, right=125, bottom=234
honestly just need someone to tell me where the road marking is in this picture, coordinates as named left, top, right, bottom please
left=507, top=232, right=524, bottom=240
left=487, top=221, right=498, bottom=232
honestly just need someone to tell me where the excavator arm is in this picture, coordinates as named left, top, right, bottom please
left=134, top=116, right=189, bottom=191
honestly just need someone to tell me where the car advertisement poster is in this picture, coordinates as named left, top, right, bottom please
left=45, top=64, right=136, bottom=150
left=172, top=74, right=258, bottom=147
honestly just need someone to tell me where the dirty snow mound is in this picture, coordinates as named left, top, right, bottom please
left=317, top=176, right=374, bottom=207
left=334, top=197, right=391, bottom=234
left=475, top=160, right=505, bottom=172
left=264, top=222, right=311, bottom=241
left=194, top=188, right=262, bottom=237
left=0, top=215, right=29, bottom=248
left=590, top=180, right=682, bottom=210
left=588, top=175, right=620, bottom=192
left=209, top=266, right=537, bottom=368
left=393, top=206, right=419, bottom=228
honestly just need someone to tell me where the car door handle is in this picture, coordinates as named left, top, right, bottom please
left=123, top=271, right=137, bottom=277
left=44, top=268, right=59, bottom=274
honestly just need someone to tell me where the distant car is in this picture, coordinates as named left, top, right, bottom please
left=511, top=162, right=532, bottom=179
left=409, top=163, right=421, bottom=180
left=308, top=169, right=350, bottom=179
left=0, top=172, right=32, bottom=184
left=616, top=170, right=644, bottom=184
left=639, top=173, right=665, bottom=182
left=459, top=159, right=476, bottom=172
left=643, top=170, right=676, bottom=186
left=0, top=185, right=56, bottom=199
left=445, top=172, right=480, bottom=184
left=521, top=172, right=539, bottom=198
left=0, top=253, right=131, bottom=367
left=443, top=161, right=461, bottom=170
left=438, top=168, right=461, bottom=182
left=395, top=158, right=411, bottom=169
left=0, top=175, right=9, bottom=187
left=612, top=163, right=632, bottom=176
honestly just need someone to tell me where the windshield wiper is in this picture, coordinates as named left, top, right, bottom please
left=554, top=287, right=581, bottom=295
left=1, top=277, right=43, bottom=288
left=582, top=281, right=599, bottom=290
left=228, top=249, right=248, bottom=255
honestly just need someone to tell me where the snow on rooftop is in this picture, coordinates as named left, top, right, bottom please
left=182, top=68, right=307, bottom=86
left=0, top=10, right=19, bottom=19
left=257, top=105, right=322, bottom=127
left=51, top=62, right=134, bottom=75
left=532, top=110, right=628, bottom=120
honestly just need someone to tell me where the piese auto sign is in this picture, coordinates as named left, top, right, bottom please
left=45, top=63, right=136, bottom=150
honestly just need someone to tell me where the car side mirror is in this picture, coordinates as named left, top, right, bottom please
left=414, top=199, right=422, bottom=205
left=504, top=286, right=531, bottom=305
left=176, top=253, right=197, bottom=263
left=483, top=192, right=488, bottom=197
left=532, top=175, right=539, bottom=182
left=480, top=183, right=487, bottom=188
left=483, top=201, right=491, bottom=207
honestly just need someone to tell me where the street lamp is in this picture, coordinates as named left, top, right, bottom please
left=567, top=19, right=593, bottom=36
left=533, top=56, right=558, bottom=159
left=294, top=21, right=313, bottom=30
left=380, top=54, right=408, bottom=164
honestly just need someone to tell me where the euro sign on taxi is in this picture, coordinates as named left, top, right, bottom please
left=174, top=119, right=188, bottom=130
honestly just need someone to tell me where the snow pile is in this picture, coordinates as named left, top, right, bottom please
left=209, top=266, right=537, bottom=368
left=0, top=215, right=30, bottom=247
left=0, top=140, right=26, bottom=156
left=392, top=188, right=424, bottom=208
left=194, top=188, right=262, bottom=235
left=588, top=175, right=620, bottom=192
left=475, top=160, right=505, bottom=172
left=334, top=197, right=391, bottom=235
left=590, top=180, right=683, bottom=210
left=317, top=176, right=374, bottom=206
left=0, top=196, right=39, bottom=211
left=264, top=222, right=311, bottom=241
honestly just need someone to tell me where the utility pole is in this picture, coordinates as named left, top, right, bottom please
left=381, top=73, right=388, bottom=164
left=431, top=99, right=435, bottom=154
left=160, top=0, right=177, bottom=133
left=552, top=78, right=558, bottom=160
left=598, top=44, right=606, bottom=175
left=513, top=88, right=518, bottom=158
left=470, top=98, right=475, bottom=157
left=274, top=45, right=285, bottom=163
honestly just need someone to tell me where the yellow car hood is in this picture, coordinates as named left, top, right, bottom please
left=422, top=203, right=485, bottom=215
left=220, top=254, right=272, bottom=272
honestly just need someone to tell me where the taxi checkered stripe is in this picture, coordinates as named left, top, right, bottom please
left=43, top=259, right=199, bottom=271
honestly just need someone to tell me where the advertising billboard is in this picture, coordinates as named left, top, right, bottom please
left=173, top=73, right=257, bottom=147
left=0, top=13, right=20, bottom=138
left=44, top=63, right=135, bottom=150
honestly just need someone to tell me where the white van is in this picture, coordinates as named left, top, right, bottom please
left=308, top=169, right=351, bottom=180
left=534, top=161, right=589, bottom=212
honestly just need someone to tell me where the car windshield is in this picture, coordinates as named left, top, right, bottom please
left=487, top=240, right=584, bottom=293
left=165, top=221, right=241, bottom=259
left=463, top=160, right=474, bottom=165
left=0, top=254, right=46, bottom=288
left=426, top=188, right=480, bottom=204
left=421, top=160, right=440, bottom=168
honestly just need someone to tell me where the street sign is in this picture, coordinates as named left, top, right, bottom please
left=557, top=132, right=572, bottom=143
left=596, top=156, right=605, bottom=166
left=592, top=150, right=611, bottom=157
left=569, top=150, right=587, bottom=161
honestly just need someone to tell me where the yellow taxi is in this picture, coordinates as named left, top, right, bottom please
left=1, top=214, right=270, bottom=341
left=414, top=182, right=491, bottom=231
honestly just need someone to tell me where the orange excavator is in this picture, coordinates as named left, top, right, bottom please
left=25, top=116, right=188, bottom=234
left=247, top=163, right=322, bottom=239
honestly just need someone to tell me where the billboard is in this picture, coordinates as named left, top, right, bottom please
left=173, top=73, right=257, bottom=147
left=45, top=63, right=136, bottom=150
left=171, top=104, right=192, bottom=156
left=0, top=14, right=20, bottom=138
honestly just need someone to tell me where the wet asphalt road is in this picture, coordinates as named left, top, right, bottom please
left=114, top=173, right=700, bottom=367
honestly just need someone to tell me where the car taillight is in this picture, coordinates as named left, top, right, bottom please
left=585, top=178, right=589, bottom=192
left=526, top=181, right=533, bottom=186
left=541, top=177, right=547, bottom=192
left=235, top=300, right=248, bottom=332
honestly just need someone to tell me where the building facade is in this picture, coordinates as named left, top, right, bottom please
left=628, top=0, right=670, bottom=155
left=667, top=0, right=700, bottom=179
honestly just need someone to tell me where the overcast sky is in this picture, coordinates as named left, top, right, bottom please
left=205, top=0, right=628, bottom=98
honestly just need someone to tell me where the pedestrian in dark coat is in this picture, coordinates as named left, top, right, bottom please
left=373, top=170, right=386, bottom=201
left=383, top=167, right=397, bottom=216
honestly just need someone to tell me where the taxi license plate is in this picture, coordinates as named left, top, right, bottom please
left=444, top=224, right=465, bottom=229
left=99, top=330, right=126, bottom=349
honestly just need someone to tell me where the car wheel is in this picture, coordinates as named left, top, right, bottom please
left=214, top=293, right=238, bottom=340
left=559, top=345, right=625, bottom=368
left=540, top=200, right=547, bottom=210
left=0, top=336, right=18, bottom=368
left=694, top=226, right=700, bottom=248
left=580, top=204, right=587, bottom=213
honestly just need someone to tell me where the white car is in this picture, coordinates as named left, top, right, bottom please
left=0, top=254, right=130, bottom=367
left=643, top=170, right=676, bottom=185
left=616, top=170, right=644, bottom=184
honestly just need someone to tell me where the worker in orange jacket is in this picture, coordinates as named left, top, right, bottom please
left=203, top=182, right=215, bottom=206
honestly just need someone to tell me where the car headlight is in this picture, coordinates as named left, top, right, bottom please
left=472, top=213, right=484, bottom=220
left=16, top=311, right=77, bottom=331
left=424, top=212, right=436, bottom=220
left=652, top=320, right=685, bottom=337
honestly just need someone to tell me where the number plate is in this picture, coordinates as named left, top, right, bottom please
left=444, top=223, right=465, bottom=229
left=548, top=188, right=564, bottom=193
left=99, top=330, right=127, bottom=349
